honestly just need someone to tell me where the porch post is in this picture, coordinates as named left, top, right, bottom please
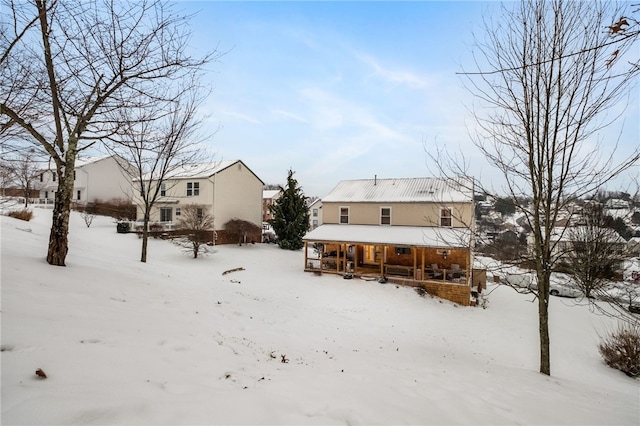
left=379, top=245, right=384, bottom=276
left=354, top=244, right=358, bottom=274
left=413, top=247, right=417, bottom=280
left=304, top=241, right=308, bottom=270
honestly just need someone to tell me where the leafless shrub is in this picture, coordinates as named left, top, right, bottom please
left=598, top=323, right=640, bottom=377
left=7, top=209, right=33, bottom=221
left=81, top=211, right=95, bottom=228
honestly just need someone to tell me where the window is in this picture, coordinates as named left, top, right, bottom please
left=313, top=208, right=318, bottom=217
left=312, top=220, right=318, bottom=228
left=339, top=207, right=349, bottom=224
left=175, top=208, right=181, bottom=217
left=40, top=173, right=43, bottom=182
left=186, top=182, right=199, bottom=196
left=160, top=207, right=172, bottom=222
left=52, top=172, right=56, bottom=182
left=160, top=183, right=166, bottom=197
left=197, top=208, right=203, bottom=220
left=440, top=207, right=452, bottom=227
left=76, top=190, right=81, bottom=201
left=380, top=207, right=391, bottom=225
left=73, top=170, right=76, bottom=180
left=395, top=247, right=411, bottom=255
left=44, top=191, right=48, bottom=199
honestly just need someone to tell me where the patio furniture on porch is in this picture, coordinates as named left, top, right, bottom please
left=428, top=263, right=443, bottom=279
left=447, top=264, right=465, bottom=280
left=384, top=264, right=413, bottom=277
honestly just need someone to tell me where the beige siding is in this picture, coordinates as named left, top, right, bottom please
left=135, top=160, right=263, bottom=230
left=322, top=202, right=473, bottom=228
left=212, top=162, right=262, bottom=229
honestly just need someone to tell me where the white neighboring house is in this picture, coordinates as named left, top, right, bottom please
left=134, top=160, right=264, bottom=233
left=308, top=198, right=322, bottom=230
left=605, top=198, right=630, bottom=209
left=527, top=226, right=627, bottom=265
left=36, top=155, right=133, bottom=205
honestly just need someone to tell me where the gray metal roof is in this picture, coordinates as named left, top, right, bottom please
left=322, top=176, right=474, bottom=203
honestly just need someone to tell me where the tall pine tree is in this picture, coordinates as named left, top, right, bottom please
left=269, top=169, right=310, bottom=250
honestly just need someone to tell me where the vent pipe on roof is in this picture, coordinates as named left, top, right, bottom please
left=374, top=175, right=377, bottom=185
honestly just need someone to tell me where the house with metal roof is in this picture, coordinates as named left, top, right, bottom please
left=302, top=176, right=482, bottom=305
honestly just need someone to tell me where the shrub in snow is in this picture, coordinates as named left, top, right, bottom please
left=7, top=209, right=33, bottom=221
left=81, top=210, right=95, bottom=227
left=598, top=323, right=640, bottom=377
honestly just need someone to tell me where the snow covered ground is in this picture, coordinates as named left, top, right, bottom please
left=1, top=208, right=639, bottom=425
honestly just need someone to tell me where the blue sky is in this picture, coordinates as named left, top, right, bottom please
left=177, top=1, right=639, bottom=197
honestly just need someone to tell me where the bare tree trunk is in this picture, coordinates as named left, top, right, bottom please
left=47, top=165, right=75, bottom=266
left=141, top=209, right=150, bottom=263
left=538, top=280, right=551, bottom=375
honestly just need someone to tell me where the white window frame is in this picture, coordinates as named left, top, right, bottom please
left=186, top=182, right=200, bottom=197
left=339, top=206, right=349, bottom=224
left=380, top=206, right=391, bottom=225
left=160, top=207, right=172, bottom=222
left=160, top=183, right=166, bottom=197
left=440, top=207, right=452, bottom=227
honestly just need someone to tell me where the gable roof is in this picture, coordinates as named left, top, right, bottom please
left=322, top=176, right=474, bottom=203
left=76, top=156, right=112, bottom=167
left=151, top=160, right=264, bottom=184
left=263, top=189, right=281, bottom=200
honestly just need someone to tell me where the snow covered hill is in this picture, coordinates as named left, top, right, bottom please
left=1, top=208, right=638, bottom=425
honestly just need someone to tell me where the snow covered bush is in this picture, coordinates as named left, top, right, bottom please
left=598, top=323, right=640, bottom=377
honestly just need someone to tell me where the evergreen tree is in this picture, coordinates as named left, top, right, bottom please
left=269, top=169, right=310, bottom=250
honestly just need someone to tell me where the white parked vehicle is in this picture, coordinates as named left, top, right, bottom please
left=504, top=272, right=582, bottom=298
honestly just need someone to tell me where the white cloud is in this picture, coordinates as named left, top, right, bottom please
left=271, top=109, right=309, bottom=124
left=220, top=109, right=262, bottom=125
left=357, top=53, right=432, bottom=90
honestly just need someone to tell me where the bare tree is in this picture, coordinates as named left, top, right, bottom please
left=437, top=0, right=640, bottom=376
left=104, top=79, right=215, bottom=263
left=0, top=160, right=11, bottom=198
left=4, top=148, right=42, bottom=207
left=563, top=202, right=629, bottom=298
left=0, top=0, right=216, bottom=266
left=176, top=204, right=215, bottom=259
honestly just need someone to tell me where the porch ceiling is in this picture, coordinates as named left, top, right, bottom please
left=303, top=224, right=471, bottom=248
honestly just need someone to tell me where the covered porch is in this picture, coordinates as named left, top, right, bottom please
left=302, top=224, right=480, bottom=306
